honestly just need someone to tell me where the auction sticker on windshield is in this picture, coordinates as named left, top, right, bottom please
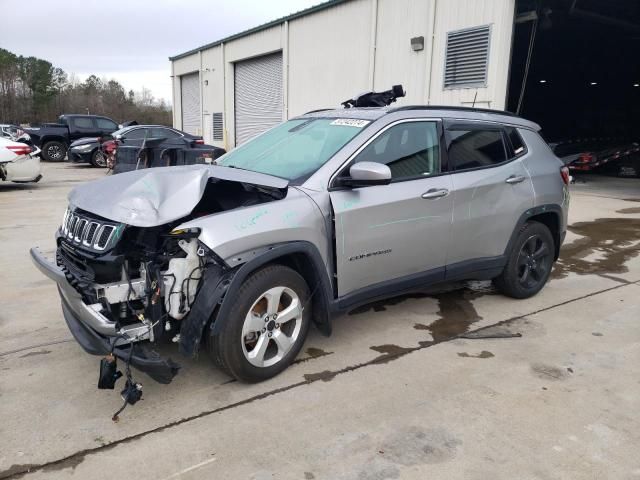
left=330, top=119, right=370, bottom=128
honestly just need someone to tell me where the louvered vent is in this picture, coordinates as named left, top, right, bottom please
left=212, top=112, right=224, bottom=141
left=444, top=25, right=491, bottom=88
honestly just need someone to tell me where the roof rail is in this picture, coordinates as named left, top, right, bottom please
left=304, top=108, right=334, bottom=114
left=388, top=105, right=521, bottom=118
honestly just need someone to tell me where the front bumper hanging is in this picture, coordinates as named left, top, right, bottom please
left=30, top=247, right=180, bottom=383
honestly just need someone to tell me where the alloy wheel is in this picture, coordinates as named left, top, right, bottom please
left=517, top=234, right=551, bottom=289
left=48, top=145, right=62, bottom=160
left=241, top=286, right=303, bottom=368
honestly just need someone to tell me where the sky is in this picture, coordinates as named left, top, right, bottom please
left=0, top=0, right=322, bottom=103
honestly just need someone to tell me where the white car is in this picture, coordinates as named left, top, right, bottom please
left=0, top=137, right=42, bottom=183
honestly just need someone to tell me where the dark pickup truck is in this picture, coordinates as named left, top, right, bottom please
left=23, top=114, right=120, bottom=162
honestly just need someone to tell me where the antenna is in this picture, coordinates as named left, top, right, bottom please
left=471, top=91, right=478, bottom=108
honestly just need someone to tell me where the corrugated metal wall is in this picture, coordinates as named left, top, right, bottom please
left=180, top=72, right=200, bottom=135
left=171, top=0, right=516, bottom=148
left=234, top=53, right=283, bottom=145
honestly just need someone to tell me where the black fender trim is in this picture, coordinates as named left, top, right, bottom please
left=178, top=264, right=234, bottom=358
left=504, top=204, right=565, bottom=260
left=210, top=241, right=334, bottom=337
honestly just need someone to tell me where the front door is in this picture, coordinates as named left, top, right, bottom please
left=329, top=119, right=453, bottom=297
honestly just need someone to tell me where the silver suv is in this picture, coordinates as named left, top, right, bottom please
left=31, top=105, right=570, bottom=384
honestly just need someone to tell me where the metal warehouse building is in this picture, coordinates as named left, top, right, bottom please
left=170, top=0, right=640, bottom=151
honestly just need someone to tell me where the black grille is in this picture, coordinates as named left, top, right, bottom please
left=61, top=210, right=121, bottom=251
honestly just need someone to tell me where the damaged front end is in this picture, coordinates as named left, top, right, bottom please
left=31, top=166, right=289, bottom=386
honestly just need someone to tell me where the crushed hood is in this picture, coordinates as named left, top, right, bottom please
left=68, top=165, right=289, bottom=227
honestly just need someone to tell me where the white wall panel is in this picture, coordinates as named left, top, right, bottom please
left=373, top=0, right=433, bottom=105
left=287, top=0, right=373, bottom=116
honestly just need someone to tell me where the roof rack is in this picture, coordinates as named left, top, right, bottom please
left=304, top=108, right=333, bottom=114
left=388, top=105, right=521, bottom=118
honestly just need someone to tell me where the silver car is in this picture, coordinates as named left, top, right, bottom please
left=31, top=106, right=570, bottom=385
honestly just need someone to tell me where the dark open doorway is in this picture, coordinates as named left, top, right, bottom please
left=508, top=0, right=640, bottom=143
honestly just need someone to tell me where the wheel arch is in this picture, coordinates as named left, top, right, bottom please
left=505, top=204, right=564, bottom=261
left=210, top=241, right=334, bottom=337
left=41, top=135, right=68, bottom=146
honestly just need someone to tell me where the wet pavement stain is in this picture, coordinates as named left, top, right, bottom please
left=457, top=351, right=494, bottom=359
left=19, top=350, right=51, bottom=358
left=370, top=344, right=415, bottom=364
left=552, top=218, right=640, bottom=279
left=0, top=455, right=85, bottom=478
left=616, top=207, right=640, bottom=214
left=293, top=347, right=334, bottom=365
left=426, top=290, right=485, bottom=343
left=303, top=370, right=338, bottom=383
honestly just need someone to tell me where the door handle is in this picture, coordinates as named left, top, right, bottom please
left=421, top=188, right=449, bottom=199
left=505, top=175, right=526, bottom=184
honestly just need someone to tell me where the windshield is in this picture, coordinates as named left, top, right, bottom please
left=217, top=118, right=367, bottom=181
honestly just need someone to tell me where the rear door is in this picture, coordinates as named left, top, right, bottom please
left=445, top=121, right=534, bottom=267
left=329, top=119, right=453, bottom=297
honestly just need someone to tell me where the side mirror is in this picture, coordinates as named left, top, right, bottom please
left=338, top=162, right=391, bottom=188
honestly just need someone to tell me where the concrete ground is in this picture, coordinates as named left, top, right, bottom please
left=0, top=165, right=639, bottom=480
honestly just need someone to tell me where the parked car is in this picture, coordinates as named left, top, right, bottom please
left=0, top=124, right=23, bottom=140
left=68, top=125, right=221, bottom=169
left=68, top=137, right=109, bottom=167
left=30, top=91, right=569, bottom=391
left=107, top=124, right=225, bottom=173
left=0, top=137, right=42, bottom=183
left=22, top=114, right=120, bottom=162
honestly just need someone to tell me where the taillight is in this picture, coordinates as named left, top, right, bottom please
left=194, top=139, right=204, bottom=144
left=560, top=166, right=570, bottom=185
left=6, top=144, right=32, bottom=156
left=578, top=153, right=593, bottom=164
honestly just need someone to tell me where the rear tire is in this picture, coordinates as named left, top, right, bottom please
left=90, top=149, right=107, bottom=168
left=494, top=221, right=555, bottom=299
left=207, top=265, right=310, bottom=382
left=42, top=141, right=67, bottom=162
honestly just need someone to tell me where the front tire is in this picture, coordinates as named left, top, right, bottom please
left=207, top=265, right=310, bottom=382
left=42, top=141, right=67, bottom=162
left=90, top=149, right=107, bottom=167
left=494, top=221, right=554, bottom=299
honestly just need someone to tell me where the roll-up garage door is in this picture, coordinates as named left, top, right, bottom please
left=181, top=72, right=200, bottom=135
left=234, top=52, right=283, bottom=145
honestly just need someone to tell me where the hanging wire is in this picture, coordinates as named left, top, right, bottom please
left=516, top=6, right=540, bottom=115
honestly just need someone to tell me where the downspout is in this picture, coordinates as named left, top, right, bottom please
left=283, top=21, right=290, bottom=120
left=222, top=42, right=228, bottom=151
left=426, top=0, right=438, bottom=104
left=199, top=50, right=204, bottom=136
left=368, top=0, right=378, bottom=89
left=170, top=61, right=176, bottom=128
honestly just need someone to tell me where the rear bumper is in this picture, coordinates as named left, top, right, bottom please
left=30, top=247, right=180, bottom=383
left=2, top=155, right=41, bottom=183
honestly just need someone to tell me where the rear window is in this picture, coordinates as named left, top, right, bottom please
left=72, top=117, right=93, bottom=129
left=96, top=118, right=117, bottom=130
left=448, top=127, right=508, bottom=171
left=505, top=127, right=526, bottom=157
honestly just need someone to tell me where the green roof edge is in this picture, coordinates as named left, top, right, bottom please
left=169, top=0, right=351, bottom=61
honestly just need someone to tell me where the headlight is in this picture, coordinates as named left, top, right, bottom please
left=170, top=227, right=200, bottom=237
left=61, top=208, right=69, bottom=232
left=73, top=144, right=93, bottom=151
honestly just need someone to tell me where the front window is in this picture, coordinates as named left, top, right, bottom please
left=217, top=118, right=366, bottom=181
